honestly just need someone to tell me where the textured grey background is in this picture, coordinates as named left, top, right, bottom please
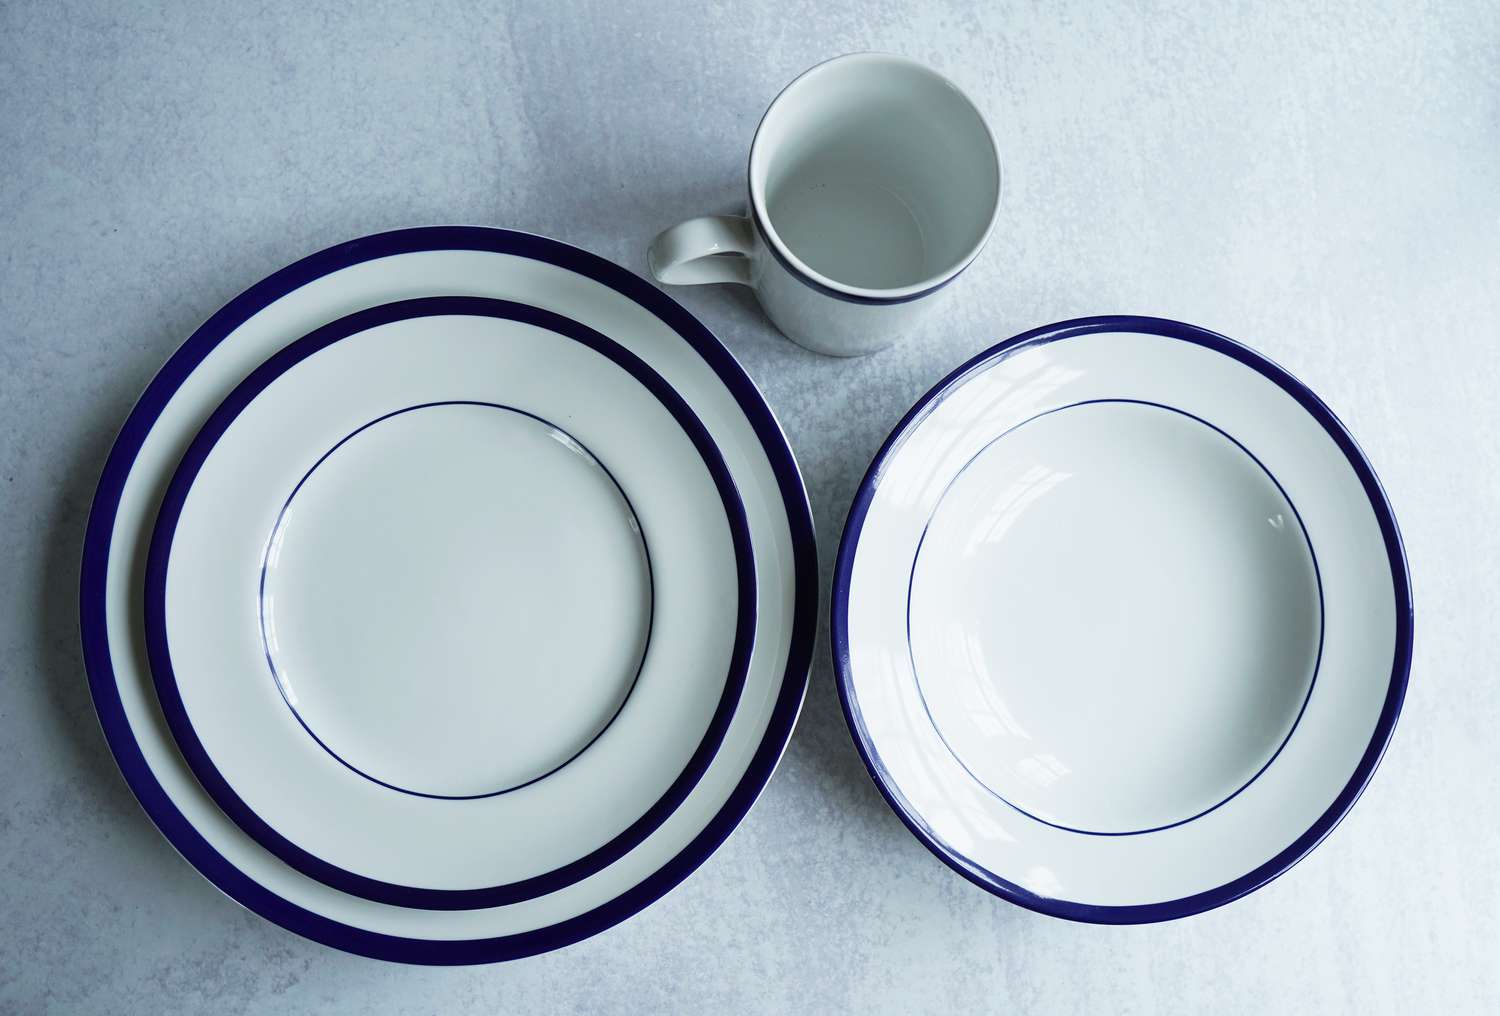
left=2, top=0, right=1497, bottom=1012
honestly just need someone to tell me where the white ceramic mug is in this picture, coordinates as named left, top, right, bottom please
left=648, top=53, right=1001, bottom=357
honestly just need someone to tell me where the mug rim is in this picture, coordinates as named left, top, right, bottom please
left=747, top=52, right=1003, bottom=305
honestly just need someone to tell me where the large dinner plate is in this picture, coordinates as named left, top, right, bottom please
left=143, top=296, right=756, bottom=909
left=833, top=316, right=1411, bottom=923
left=80, top=228, right=817, bottom=962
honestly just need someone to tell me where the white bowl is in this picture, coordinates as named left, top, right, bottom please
left=833, top=316, right=1411, bottom=922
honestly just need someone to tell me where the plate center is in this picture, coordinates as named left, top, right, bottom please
left=907, top=400, right=1321, bottom=834
left=260, top=401, right=652, bottom=798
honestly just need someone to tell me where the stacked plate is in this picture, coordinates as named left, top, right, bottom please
left=81, top=227, right=817, bottom=962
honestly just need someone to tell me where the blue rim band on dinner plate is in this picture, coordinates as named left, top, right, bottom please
left=142, top=295, right=757, bottom=911
left=80, top=229, right=818, bottom=961
left=832, top=314, right=1412, bottom=925
left=903, top=397, right=1327, bottom=838
left=255, top=400, right=658, bottom=802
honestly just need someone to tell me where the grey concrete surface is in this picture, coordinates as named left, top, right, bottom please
left=2, top=0, right=1497, bottom=1012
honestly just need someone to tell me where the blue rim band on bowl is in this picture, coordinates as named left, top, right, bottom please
left=142, top=295, right=756, bottom=911
left=80, top=229, right=818, bottom=962
left=903, top=397, right=1326, bottom=838
left=832, top=315, right=1412, bottom=925
left=255, top=401, right=657, bottom=802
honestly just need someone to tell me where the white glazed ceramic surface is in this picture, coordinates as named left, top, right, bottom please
left=909, top=399, right=1322, bottom=835
left=836, top=320, right=1408, bottom=918
left=260, top=402, right=651, bottom=799
left=648, top=53, right=1001, bottom=356
left=82, top=231, right=815, bottom=959
left=159, top=310, right=741, bottom=889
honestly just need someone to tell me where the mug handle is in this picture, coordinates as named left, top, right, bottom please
left=647, top=215, right=755, bottom=286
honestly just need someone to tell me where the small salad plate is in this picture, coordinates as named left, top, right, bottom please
left=833, top=315, right=1411, bottom=923
left=81, top=228, right=817, bottom=962
left=144, top=296, right=756, bottom=910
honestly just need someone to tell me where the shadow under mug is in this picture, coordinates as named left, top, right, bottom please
left=649, top=53, right=1001, bottom=357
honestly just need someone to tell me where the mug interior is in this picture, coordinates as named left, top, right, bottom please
left=750, top=54, right=1000, bottom=296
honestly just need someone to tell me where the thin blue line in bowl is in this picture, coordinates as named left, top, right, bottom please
left=901, top=397, right=1326, bottom=837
